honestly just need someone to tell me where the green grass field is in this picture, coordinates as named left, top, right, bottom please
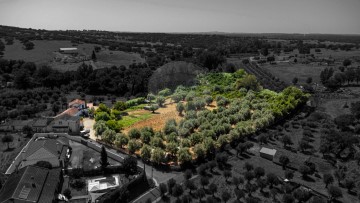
left=118, top=112, right=153, bottom=128
left=124, top=104, right=148, bottom=112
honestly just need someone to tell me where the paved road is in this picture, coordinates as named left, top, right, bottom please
left=86, top=138, right=181, bottom=185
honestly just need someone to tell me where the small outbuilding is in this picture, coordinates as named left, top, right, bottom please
left=59, top=47, right=78, bottom=54
left=260, top=147, right=277, bottom=161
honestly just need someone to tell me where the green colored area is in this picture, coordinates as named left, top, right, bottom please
left=123, top=104, right=147, bottom=112
left=94, top=69, right=309, bottom=165
left=118, top=113, right=153, bottom=128
left=195, top=69, right=247, bottom=98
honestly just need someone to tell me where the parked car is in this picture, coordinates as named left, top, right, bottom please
left=82, top=133, right=90, bottom=139
left=80, top=129, right=90, bottom=135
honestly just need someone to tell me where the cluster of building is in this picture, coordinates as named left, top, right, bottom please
left=0, top=99, right=88, bottom=134
left=0, top=99, right=90, bottom=203
left=0, top=133, right=70, bottom=203
left=0, top=165, right=63, bottom=203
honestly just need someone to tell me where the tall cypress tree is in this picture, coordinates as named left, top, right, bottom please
left=100, top=146, right=109, bottom=171
left=92, top=50, right=97, bottom=61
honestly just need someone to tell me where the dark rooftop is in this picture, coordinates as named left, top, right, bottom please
left=0, top=166, right=61, bottom=203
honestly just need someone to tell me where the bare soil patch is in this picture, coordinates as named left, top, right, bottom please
left=122, top=100, right=182, bottom=134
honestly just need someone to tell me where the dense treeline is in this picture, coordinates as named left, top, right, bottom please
left=1, top=25, right=358, bottom=68
left=320, top=60, right=360, bottom=90
left=0, top=58, right=151, bottom=96
left=0, top=88, right=64, bottom=120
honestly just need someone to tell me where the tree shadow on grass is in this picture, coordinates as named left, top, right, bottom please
left=284, top=146, right=298, bottom=153
left=239, top=153, right=251, bottom=159
left=268, top=140, right=277, bottom=145
left=302, top=176, right=316, bottom=182
left=301, top=151, right=313, bottom=156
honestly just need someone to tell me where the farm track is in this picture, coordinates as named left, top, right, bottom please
left=236, top=62, right=288, bottom=92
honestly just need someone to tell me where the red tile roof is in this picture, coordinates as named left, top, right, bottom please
left=69, top=99, right=85, bottom=107
left=55, top=107, right=79, bottom=118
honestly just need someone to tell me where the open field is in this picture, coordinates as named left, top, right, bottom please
left=260, top=48, right=360, bottom=87
left=96, top=49, right=145, bottom=66
left=2, top=39, right=144, bottom=71
left=3, top=40, right=97, bottom=63
left=261, top=63, right=324, bottom=86
left=319, top=98, right=360, bottom=118
left=310, top=48, right=360, bottom=61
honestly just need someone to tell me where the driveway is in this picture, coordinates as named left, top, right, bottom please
left=83, top=118, right=96, bottom=140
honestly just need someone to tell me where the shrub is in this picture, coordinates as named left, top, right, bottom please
left=177, top=147, right=192, bottom=163
left=200, top=176, right=209, bottom=189
left=149, top=104, right=159, bottom=113
left=167, top=178, right=176, bottom=194
left=123, top=156, right=138, bottom=176
left=155, top=96, right=165, bottom=107
left=151, top=148, right=166, bottom=164
left=282, top=194, right=295, bottom=203
left=63, top=188, right=71, bottom=199
left=95, top=112, right=111, bottom=121
left=128, top=139, right=141, bottom=154
left=150, top=137, right=165, bottom=149
left=244, top=162, right=254, bottom=171
left=176, top=102, right=185, bottom=115
left=185, top=101, right=196, bottom=112
left=221, top=191, right=231, bottom=203
left=254, top=167, right=265, bottom=179
left=328, top=185, right=342, bottom=200
left=185, top=91, right=196, bottom=101
left=140, top=127, right=154, bottom=143
left=299, top=165, right=311, bottom=178
left=128, top=128, right=141, bottom=139
left=140, top=145, right=151, bottom=161
left=102, top=128, right=116, bottom=144
left=158, top=88, right=172, bottom=97
left=171, top=94, right=183, bottom=103
left=166, top=142, right=178, bottom=156
left=285, top=170, right=294, bottom=180
left=197, top=164, right=208, bottom=176
left=159, top=183, right=167, bottom=197
left=205, top=96, right=213, bottom=106
left=266, top=173, right=278, bottom=188
left=172, top=184, right=184, bottom=199
left=113, top=101, right=127, bottom=111
left=70, top=179, right=86, bottom=190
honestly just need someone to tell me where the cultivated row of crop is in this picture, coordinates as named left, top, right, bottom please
left=93, top=70, right=309, bottom=165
